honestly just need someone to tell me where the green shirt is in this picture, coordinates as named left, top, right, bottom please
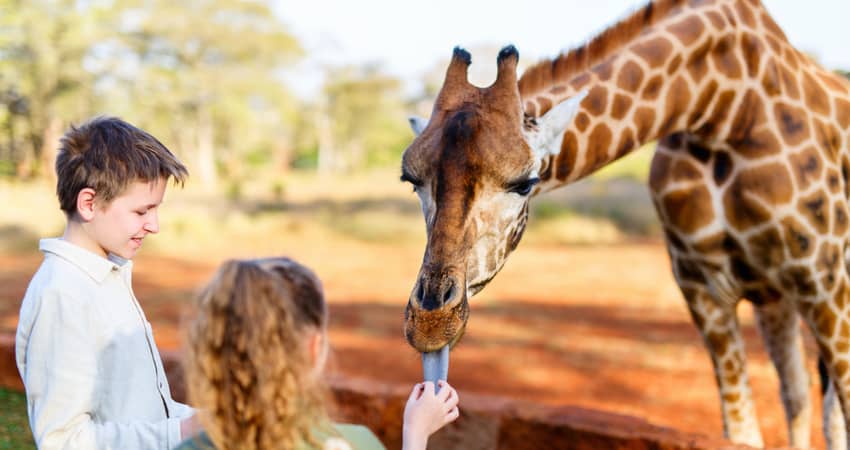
left=173, top=423, right=386, bottom=450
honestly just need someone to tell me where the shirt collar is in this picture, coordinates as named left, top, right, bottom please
left=39, top=238, right=133, bottom=283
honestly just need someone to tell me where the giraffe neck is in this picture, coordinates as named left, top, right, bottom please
left=522, top=0, right=795, bottom=189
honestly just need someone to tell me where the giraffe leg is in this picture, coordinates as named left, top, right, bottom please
left=683, top=286, right=763, bottom=446
left=824, top=372, right=847, bottom=450
left=754, top=299, right=811, bottom=448
left=798, top=294, right=850, bottom=449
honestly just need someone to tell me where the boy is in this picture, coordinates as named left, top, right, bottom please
left=15, top=117, right=200, bottom=449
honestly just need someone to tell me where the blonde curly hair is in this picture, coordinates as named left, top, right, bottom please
left=185, top=257, right=331, bottom=449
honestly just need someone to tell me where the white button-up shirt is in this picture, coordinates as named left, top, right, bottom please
left=16, top=238, right=194, bottom=449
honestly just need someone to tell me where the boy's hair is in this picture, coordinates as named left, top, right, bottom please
left=185, top=257, right=330, bottom=450
left=55, top=116, right=188, bottom=216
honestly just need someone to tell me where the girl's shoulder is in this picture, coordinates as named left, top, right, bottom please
left=307, top=423, right=385, bottom=450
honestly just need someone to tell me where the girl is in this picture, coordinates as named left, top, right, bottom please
left=177, top=257, right=459, bottom=450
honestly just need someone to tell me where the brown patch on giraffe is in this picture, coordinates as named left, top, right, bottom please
left=765, top=35, right=782, bottom=54
left=591, top=59, right=614, bottom=81
left=776, top=64, right=801, bottom=101
left=584, top=85, right=608, bottom=116
left=760, top=12, right=787, bottom=41
left=695, top=90, right=735, bottom=137
left=827, top=167, right=842, bottom=195
left=554, top=131, right=579, bottom=181
left=668, top=15, right=704, bottom=46
left=704, top=10, right=725, bottom=30
left=817, top=71, right=850, bottom=93
left=774, top=102, right=810, bottom=146
left=616, top=60, right=644, bottom=93
left=581, top=124, right=614, bottom=176
left=816, top=242, right=842, bottom=275
left=661, top=185, right=714, bottom=234
left=524, top=101, right=538, bottom=118
left=548, top=86, right=566, bottom=96
left=686, top=38, right=712, bottom=83
left=727, top=89, right=780, bottom=159
left=833, top=201, right=849, bottom=236
left=733, top=1, right=756, bottom=28
left=788, top=146, right=822, bottom=191
left=812, top=118, right=842, bottom=162
left=731, top=256, right=760, bottom=283
left=781, top=216, right=815, bottom=258
left=667, top=54, right=682, bottom=76
left=798, top=190, right=830, bottom=234
left=723, top=392, right=741, bottom=404
left=802, top=72, right=832, bottom=116
left=710, top=35, right=742, bottom=80
left=538, top=155, right=554, bottom=182
left=663, top=227, right=687, bottom=252
left=659, top=77, right=691, bottom=135
left=671, top=158, right=702, bottom=183
left=574, top=112, right=591, bottom=133
left=835, top=98, right=850, bottom=129
left=630, top=37, right=673, bottom=69
left=611, top=94, right=633, bottom=121
left=784, top=48, right=800, bottom=72
left=634, top=107, right=656, bottom=142
left=686, top=139, right=711, bottom=163
left=739, top=32, right=762, bottom=78
left=689, top=80, right=719, bottom=126
left=712, top=150, right=733, bottom=185
left=723, top=163, right=793, bottom=231
left=537, top=97, right=553, bottom=116
left=780, top=265, right=817, bottom=297
left=809, top=302, right=839, bottom=342
left=748, top=227, right=784, bottom=267
left=761, top=59, right=781, bottom=96
left=720, top=4, right=737, bottom=26
left=676, top=258, right=709, bottom=285
left=641, top=74, right=664, bottom=101
left=615, top=128, right=636, bottom=159
left=649, top=152, right=671, bottom=192
left=706, top=330, right=730, bottom=356
left=569, top=73, right=591, bottom=91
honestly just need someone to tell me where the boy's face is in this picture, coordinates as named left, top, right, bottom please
left=89, top=178, right=167, bottom=259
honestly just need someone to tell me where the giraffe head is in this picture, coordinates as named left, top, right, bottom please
left=402, top=46, right=586, bottom=355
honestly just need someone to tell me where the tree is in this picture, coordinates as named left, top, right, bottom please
left=318, top=65, right=410, bottom=173
left=108, top=0, right=302, bottom=189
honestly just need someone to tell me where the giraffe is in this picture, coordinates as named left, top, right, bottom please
left=400, top=0, right=850, bottom=447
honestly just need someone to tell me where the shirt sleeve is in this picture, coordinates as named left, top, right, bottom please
left=21, top=288, right=182, bottom=450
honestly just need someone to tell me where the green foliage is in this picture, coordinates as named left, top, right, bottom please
left=0, top=388, right=34, bottom=450
left=318, top=65, right=411, bottom=172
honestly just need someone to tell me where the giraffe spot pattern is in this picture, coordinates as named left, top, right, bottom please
left=616, top=60, right=644, bottom=93
left=668, top=15, right=705, bottom=46
left=802, top=71, right=832, bottom=116
left=713, top=151, right=733, bottom=185
left=690, top=80, right=719, bottom=126
left=630, top=37, right=673, bottom=69
left=788, top=146, right=822, bottom=191
left=555, top=131, right=579, bottom=181
left=723, top=163, right=793, bottom=230
left=686, top=38, right=712, bottom=83
left=774, top=102, right=810, bottom=146
left=781, top=221, right=812, bottom=261
left=582, top=124, right=614, bottom=175
left=642, top=74, right=664, bottom=101
left=662, top=185, right=715, bottom=234
left=739, top=32, right=762, bottom=78
left=575, top=112, right=591, bottom=132
left=611, top=93, right=633, bottom=120
left=797, top=190, right=830, bottom=234
left=585, top=85, right=608, bottom=116
left=728, top=89, right=781, bottom=158
left=747, top=227, right=784, bottom=267
left=711, top=34, right=743, bottom=79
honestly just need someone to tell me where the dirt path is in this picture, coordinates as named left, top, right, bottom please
left=0, top=242, right=827, bottom=448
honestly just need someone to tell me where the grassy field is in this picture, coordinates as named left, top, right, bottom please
left=0, top=389, right=34, bottom=450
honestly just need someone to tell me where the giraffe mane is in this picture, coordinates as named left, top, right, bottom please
left=518, top=0, right=689, bottom=99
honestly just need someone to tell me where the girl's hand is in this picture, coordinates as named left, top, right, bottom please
left=402, top=380, right=460, bottom=450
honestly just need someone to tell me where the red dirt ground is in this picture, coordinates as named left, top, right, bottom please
left=0, top=242, right=828, bottom=449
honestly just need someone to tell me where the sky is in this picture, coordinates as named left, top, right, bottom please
left=275, top=0, right=850, bottom=97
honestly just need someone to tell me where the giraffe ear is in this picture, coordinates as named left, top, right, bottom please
left=528, top=89, right=588, bottom=159
left=408, top=116, right=428, bottom=136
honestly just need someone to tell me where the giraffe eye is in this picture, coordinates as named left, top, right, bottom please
left=400, top=171, right=423, bottom=191
left=507, top=177, right=540, bottom=196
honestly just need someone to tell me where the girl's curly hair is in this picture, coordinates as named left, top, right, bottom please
left=185, top=257, right=331, bottom=449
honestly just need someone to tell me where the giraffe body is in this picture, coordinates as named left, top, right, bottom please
left=402, top=0, right=850, bottom=446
